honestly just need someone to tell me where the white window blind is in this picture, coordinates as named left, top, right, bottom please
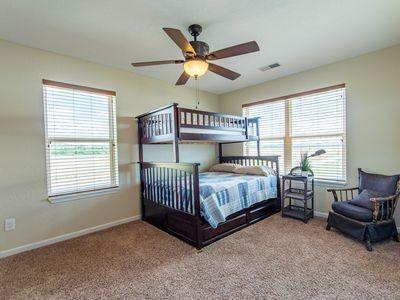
left=43, top=80, right=119, bottom=198
left=243, top=84, right=346, bottom=183
left=243, top=100, right=286, bottom=172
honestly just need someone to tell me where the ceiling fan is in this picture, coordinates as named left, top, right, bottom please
left=131, top=24, right=260, bottom=86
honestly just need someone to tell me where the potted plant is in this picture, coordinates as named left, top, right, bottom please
left=290, top=149, right=326, bottom=177
left=300, top=153, right=312, bottom=177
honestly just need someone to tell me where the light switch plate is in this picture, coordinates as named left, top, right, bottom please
left=4, top=218, right=15, bottom=231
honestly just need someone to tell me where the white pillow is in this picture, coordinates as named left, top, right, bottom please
left=209, top=163, right=240, bottom=173
left=234, top=165, right=277, bottom=177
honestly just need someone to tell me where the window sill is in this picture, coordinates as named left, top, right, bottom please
left=47, top=187, right=120, bottom=204
left=279, top=175, right=346, bottom=188
left=314, top=180, right=346, bottom=188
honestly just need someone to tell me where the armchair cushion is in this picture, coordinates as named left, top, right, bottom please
left=349, top=189, right=384, bottom=210
left=358, top=169, right=399, bottom=196
left=332, top=201, right=373, bottom=222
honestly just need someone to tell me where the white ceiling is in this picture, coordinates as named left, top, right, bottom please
left=1, top=0, right=399, bottom=94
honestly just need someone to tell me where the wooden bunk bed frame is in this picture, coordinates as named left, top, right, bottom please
left=136, top=103, right=281, bottom=249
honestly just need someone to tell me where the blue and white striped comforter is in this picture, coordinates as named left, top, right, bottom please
left=199, top=172, right=277, bottom=228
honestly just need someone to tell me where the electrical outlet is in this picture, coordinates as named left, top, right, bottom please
left=4, top=218, right=15, bottom=231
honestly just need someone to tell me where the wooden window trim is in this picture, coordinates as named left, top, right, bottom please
left=42, top=79, right=116, bottom=96
left=242, top=83, right=345, bottom=108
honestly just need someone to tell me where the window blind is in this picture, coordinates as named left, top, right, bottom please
left=43, top=80, right=119, bottom=197
left=243, top=84, right=346, bottom=183
left=243, top=100, right=286, bottom=172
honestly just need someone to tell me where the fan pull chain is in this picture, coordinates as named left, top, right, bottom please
left=195, top=75, right=200, bottom=109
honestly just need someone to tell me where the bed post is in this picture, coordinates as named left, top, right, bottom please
left=193, top=164, right=202, bottom=249
left=255, top=118, right=261, bottom=156
left=244, top=117, right=249, bottom=140
left=172, top=104, right=180, bottom=163
left=137, top=118, right=145, bottom=219
left=218, top=143, right=223, bottom=163
left=275, top=157, right=281, bottom=208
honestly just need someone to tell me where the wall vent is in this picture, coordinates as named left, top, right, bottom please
left=259, top=63, right=281, bottom=71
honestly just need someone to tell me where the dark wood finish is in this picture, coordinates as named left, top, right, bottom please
left=138, top=156, right=280, bottom=249
left=207, top=41, right=259, bottom=60
left=242, top=83, right=346, bottom=108
left=282, top=175, right=314, bottom=223
left=136, top=104, right=280, bottom=249
left=218, top=143, right=223, bottom=158
left=249, top=117, right=261, bottom=155
left=132, top=60, right=184, bottom=67
left=136, top=104, right=259, bottom=144
left=138, top=114, right=145, bottom=218
left=163, top=28, right=196, bottom=55
left=42, top=79, right=116, bottom=96
left=136, top=103, right=178, bottom=119
left=208, top=63, right=241, bottom=80
left=327, top=187, right=359, bottom=202
left=172, top=105, right=180, bottom=162
left=176, top=72, right=190, bottom=85
left=137, top=104, right=177, bottom=144
left=131, top=26, right=260, bottom=84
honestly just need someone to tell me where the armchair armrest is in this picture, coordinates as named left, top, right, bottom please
left=370, top=193, right=400, bottom=222
left=327, top=187, right=359, bottom=202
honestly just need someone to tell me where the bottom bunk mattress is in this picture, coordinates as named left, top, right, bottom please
left=199, top=172, right=277, bottom=228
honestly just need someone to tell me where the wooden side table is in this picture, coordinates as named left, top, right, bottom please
left=281, top=175, right=314, bottom=223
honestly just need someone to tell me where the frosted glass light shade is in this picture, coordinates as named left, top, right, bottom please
left=184, top=59, right=209, bottom=77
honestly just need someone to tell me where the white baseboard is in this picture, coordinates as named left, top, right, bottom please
left=0, top=215, right=141, bottom=259
left=314, top=211, right=329, bottom=218
left=0, top=213, right=395, bottom=259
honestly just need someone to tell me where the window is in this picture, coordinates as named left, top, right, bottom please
left=243, top=84, right=346, bottom=183
left=43, top=80, right=119, bottom=198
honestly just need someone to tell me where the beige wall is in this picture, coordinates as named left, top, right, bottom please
left=220, top=44, right=400, bottom=223
left=0, top=40, right=219, bottom=252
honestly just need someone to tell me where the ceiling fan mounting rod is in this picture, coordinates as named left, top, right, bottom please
left=188, top=24, right=202, bottom=41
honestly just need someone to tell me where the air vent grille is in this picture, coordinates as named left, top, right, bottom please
left=259, top=63, right=281, bottom=71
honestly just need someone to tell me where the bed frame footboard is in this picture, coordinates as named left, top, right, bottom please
left=140, top=162, right=202, bottom=248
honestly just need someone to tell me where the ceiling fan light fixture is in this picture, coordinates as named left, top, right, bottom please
left=184, top=59, right=209, bottom=77
left=132, top=25, right=260, bottom=85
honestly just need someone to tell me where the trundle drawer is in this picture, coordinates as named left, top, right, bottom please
left=202, top=214, right=247, bottom=241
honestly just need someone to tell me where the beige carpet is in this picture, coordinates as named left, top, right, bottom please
left=1, top=215, right=399, bottom=299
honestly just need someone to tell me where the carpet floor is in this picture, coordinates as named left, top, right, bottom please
left=1, top=214, right=399, bottom=299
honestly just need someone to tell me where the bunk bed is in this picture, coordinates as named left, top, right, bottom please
left=136, top=103, right=281, bottom=249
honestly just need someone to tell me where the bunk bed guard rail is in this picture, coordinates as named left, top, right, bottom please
left=136, top=103, right=259, bottom=145
left=140, top=162, right=201, bottom=217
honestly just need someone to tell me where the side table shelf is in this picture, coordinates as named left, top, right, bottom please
left=281, top=175, right=314, bottom=223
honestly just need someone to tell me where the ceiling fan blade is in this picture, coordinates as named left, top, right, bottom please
left=175, top=72, right=190, bottom=85
left=163, top=28, right=196, bottom=55
left=132, top=60, right=184, bottom=67
left=208, top=63, right=241, bottom=80
left=207, top=41, right=259, bottom=60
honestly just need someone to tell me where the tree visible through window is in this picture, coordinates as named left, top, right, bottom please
left=43, top=80, right=119, bottom=197
left=243, top=84, right=346, bottom=183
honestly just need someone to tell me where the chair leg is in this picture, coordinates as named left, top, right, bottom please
left=326, top=223, right=331, bottom=231
left=365, top=234, right=373, bottom=251
left=393, top=233, right=400, bottom=242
